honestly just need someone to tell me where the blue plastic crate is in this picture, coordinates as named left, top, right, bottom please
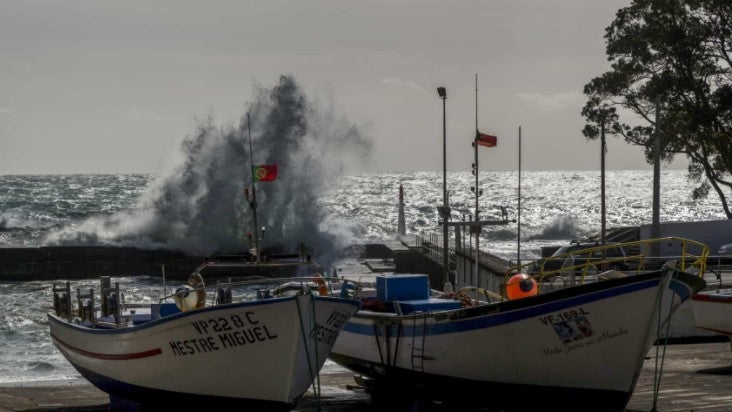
left=376, top=274, right=429, bottom=301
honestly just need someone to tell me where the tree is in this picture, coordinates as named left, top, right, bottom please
left=582, top=0, right=732, bottom=218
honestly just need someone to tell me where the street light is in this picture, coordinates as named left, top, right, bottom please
left=437, top=86, right=452, bottom=291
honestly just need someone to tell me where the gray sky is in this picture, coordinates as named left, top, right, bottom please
left=0, top=0, right=687, bottom=174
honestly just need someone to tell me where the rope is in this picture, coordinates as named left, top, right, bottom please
left=295, top=292, right=320, bottom=408
left=310, top=292, right=322, bottom=410
left=651, top=269, right=677, bottom=412
left=392, top=322, right=402, bottom=367
left=373, top=323, right=385, bottom=365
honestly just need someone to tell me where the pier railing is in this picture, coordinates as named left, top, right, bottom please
left=412, top=233, right=727, bottom=295
left=415, top=233, right=456, bottom=272
left=507, top=237, right=709, bottom=292
left=413, top=232, right=510, bottom=292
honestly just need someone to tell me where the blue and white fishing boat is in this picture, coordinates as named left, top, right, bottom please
left=49, top=272, right=361, bottom=410
left=329, top=237, right=707, bottom=411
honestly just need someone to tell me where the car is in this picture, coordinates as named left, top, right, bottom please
left=537, top=241, right=629, bottom=273
left=719, top=243, right=732, bottom=255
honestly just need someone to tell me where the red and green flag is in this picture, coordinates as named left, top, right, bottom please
left=252, top=165, right=278, bottom=182
left=476, top=132, right=497, bottom=147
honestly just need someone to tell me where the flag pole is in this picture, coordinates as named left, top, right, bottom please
left=473, top=73, right=480, bottom=290
left=247, top=111, right=261, bottom=263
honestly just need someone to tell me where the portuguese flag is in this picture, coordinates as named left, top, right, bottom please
left=476, top=132, right=497, bottom=147
left=252, top=165, right=278, bottom=182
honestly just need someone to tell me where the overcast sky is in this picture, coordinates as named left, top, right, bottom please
left=0, top=0, right=688, bottom=174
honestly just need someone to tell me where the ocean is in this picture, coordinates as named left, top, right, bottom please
left=0, top=169, right=727, bottom=383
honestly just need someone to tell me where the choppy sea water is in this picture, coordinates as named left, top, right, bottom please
left=0, top=170, right=726, bottom=382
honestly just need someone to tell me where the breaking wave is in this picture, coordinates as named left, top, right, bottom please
left=528, top=215, right=585, bottom=240
left=43, top=75, right=373, bottom=266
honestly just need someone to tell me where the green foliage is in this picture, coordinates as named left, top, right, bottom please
left=582, top=0, right=732, bottom=218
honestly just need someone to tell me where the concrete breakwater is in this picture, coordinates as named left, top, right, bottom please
left=0, top=246, right=204, bottom=281
left=0, top=246, right=328, bottom=281
left=0, top=236, right=511, bottom=285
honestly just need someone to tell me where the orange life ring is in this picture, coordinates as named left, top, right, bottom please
left=313, top=273, right=328, bottom=296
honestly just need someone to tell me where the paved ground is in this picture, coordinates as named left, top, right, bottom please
left=626, top=340, right=732, bottom=412
left=1, top=341, right=731, bottom=411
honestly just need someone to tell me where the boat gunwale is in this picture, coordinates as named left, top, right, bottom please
left=350, top=268, right=701, bottom=323
left=48, top=293, right=361, bottom=335
left=340, top=268, right=703, bottom=338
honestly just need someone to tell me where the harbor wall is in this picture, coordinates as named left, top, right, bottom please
left=0, top=246, right=204, bottom=281
left=452, top=248, right=509, bottom=293
left=0, top=241, right=431, bottom=282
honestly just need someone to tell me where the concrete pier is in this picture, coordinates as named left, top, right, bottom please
left=0, top=246, right=202, bottom=281
left=0, top=237, right=454, bottom=283
left=365, top=235, right=510, bottom=293
left=0, top=246, right=321, bottom=281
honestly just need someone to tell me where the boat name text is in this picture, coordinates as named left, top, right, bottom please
left=538, top=307, right=590, bottom=325
left=541, top=307, right=595, bottom=346
left=168, top=311, right=279, bottom=356
left=308, top=310, right=350, bottom=345
left=540, top=326, right=629, bottom=356
left=189, top=312, right=260, bottom=335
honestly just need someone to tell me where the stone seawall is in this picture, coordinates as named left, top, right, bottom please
left=0, top=246, right=203, bottom=281
left=0, top=239, right=512, bottom=284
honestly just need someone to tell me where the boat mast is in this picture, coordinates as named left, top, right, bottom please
left=247, top=111, right=261, bottom=263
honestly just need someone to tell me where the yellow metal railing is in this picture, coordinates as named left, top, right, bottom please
left=505, top=237, right=709, bottom=296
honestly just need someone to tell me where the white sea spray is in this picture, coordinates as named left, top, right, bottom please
left=39, top=76, right=373, bottom=265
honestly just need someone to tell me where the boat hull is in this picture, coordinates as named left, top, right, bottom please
left=692, top=289, right=732, bottom=337
left=330, top=270, right=703, bottom=411
left=50, top=294, right=360, bottom=408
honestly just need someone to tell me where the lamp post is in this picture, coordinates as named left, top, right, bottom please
left=437, top=86, right=452, bottom=291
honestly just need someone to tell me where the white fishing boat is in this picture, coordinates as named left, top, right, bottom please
left=329, top=237, right=708, bottom=411
left=49, top=272, right=362, bottom=410
left=692, top=288, right=732, bottom=338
